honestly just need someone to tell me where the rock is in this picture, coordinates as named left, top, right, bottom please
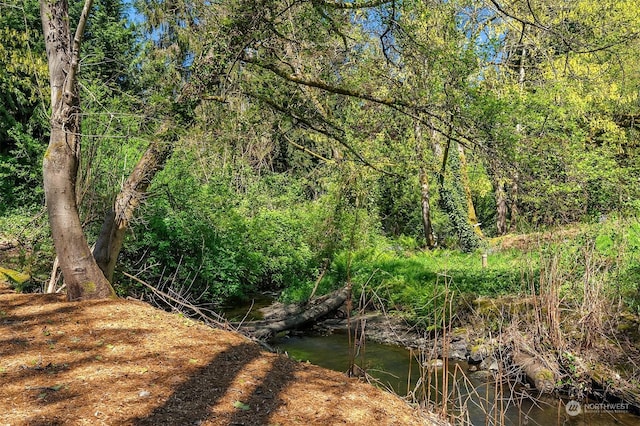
left=441, top=327, right=469, bottom=360
left=425, top=359, right=444, bottom=370
left=480, top=356, right=499, bottom=371
left=469, top=370, right=493, bottom=380
left=446, top=338, right=469, bottom=360
left=469, top=343, right=492, bottom=363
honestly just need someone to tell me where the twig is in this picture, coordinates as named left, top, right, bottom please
left=121, top=271, right=231, bottom=330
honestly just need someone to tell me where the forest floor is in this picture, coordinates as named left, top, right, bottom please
left=0, top=281, right=447, bottom=426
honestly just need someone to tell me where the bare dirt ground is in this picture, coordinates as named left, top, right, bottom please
left=0, top=282, right=446, bottom=426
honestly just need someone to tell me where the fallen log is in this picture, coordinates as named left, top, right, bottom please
left=589, top=362, right=640, bottom=413
left=239, top=286, right=350, bottom=340
left=512, top=351, right=557, bottom=393
left=0, top=240, right=18, bottom=251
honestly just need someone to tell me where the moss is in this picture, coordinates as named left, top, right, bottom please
left=451, top=327, right=468, bottom=338
left=0, top=266, right=31, bottom=285
left=470, top=344, right=482, bottom=355
left=470, top=343, right=491, bottom=360
left=82, top=281, right=97, bottom=293
left=535, top=369, right=555, bottom=380
left=473, top=297, right=500, bottom=316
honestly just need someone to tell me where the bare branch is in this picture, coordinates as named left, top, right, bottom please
left=65, top=0, right=94, bottom=95
left=122, top=271, right=232, bottom=330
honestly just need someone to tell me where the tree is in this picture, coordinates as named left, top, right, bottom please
left=40, top=0, right=118, bottom=300
left=481, top=0, right=640, bottom=225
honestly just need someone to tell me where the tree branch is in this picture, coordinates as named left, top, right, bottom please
left=250, top=92, right=398, bottom=176
left=488, top=0, right=639, bottom=55
left=245, top=58, right=448, bottom=125
left=65, top=0, right=94, bottom=96
left=315, top=0, right=392, bottom=9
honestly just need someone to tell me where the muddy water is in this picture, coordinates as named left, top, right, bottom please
left=274, top=332, right=639, bottom=426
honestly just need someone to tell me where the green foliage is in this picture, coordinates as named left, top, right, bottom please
left=517, top=219, right=640, bottom=311
left=590, top=219, right=640, bottom=309
left=0, top=123, right=45, bottom=212
left=0, top=1, right=48, bottom=213
left=119, top=152, right=372, bottom=303
left=439, top=144, right=481, bottom=252
left=1, top=0, right=638, bottom=326
left=309, top=239, right=525, bottom=324
left=0, top=207, right=54, bottom=292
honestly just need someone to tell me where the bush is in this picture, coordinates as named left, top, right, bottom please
left=119, top=169, right=335, bottom=304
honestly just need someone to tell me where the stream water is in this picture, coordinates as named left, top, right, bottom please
left=274, top=332, right=639, bottom=426
left=222, top=299, right=638, bottom=425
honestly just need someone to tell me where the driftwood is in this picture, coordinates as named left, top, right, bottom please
left=239, top=286, right=350, bottom=340
left=512, top=351, right=557, bottom=393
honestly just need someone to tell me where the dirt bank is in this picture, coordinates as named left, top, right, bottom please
left=0, top=282, right=446, bottom=426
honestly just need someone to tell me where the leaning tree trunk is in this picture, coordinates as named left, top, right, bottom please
left=93, top=136, right=175, bottom=282
left=40, top=0, right=115, bottom=300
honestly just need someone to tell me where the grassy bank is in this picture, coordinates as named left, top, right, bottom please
left=283, top=218, right=640, bottom=328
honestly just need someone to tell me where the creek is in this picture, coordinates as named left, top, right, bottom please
left=273, top=332, right=639, bottom=426
left=223, top=298, right=638, bottom=425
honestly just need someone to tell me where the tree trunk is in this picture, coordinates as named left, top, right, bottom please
left=415, top=123, right=435, bottom=248
left=93, top=137, right=175, bottom=282
left=40, top=0, right=115, bottom=301
left=509, top=173, right=519, bottom=232
left=419, top=167, right=436, bottom=248
left=457, top=143, right=483, bottom=238
left=429, top=126, right=480, bottom=252
left=496, top=177, right=508, bottom=235
left=512, top=351, right=556, bottom=393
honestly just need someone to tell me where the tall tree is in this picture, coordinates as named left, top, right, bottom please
left=40, top=0, right=118, bottom=299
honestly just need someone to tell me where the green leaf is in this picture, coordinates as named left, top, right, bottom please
left=595, top=234, right=614, bottom=255
left=233, top=401, right=250, bottom=411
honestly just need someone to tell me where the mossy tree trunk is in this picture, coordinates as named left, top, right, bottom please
left=433, top=127, right=481, bottom=252
left=457, top=143, right=483, bottom=238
